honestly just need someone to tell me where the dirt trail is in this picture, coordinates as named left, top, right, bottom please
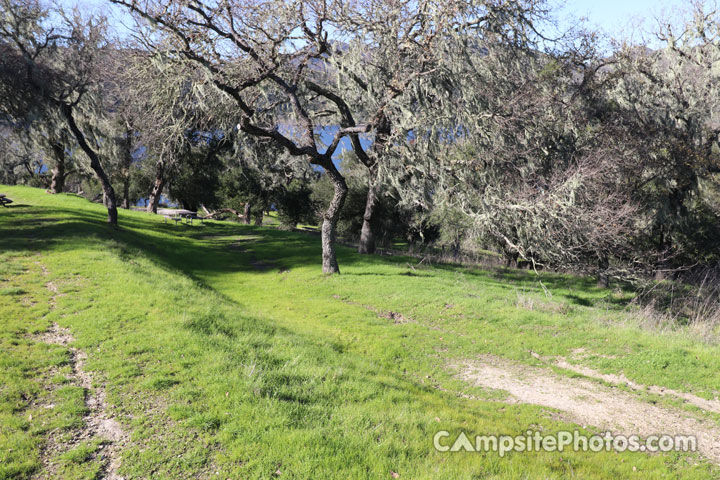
left=34, top=266, right=128, bottom=480
left=552, top=357, right=720, bottom=415
left=38, top=324, right=128, bottom=479
left=458, top=355, right=720, bottom=463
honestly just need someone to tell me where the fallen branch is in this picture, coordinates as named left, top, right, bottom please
left=203, top=207, right=245, bottom=221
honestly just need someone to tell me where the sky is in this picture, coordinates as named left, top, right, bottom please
left=77, top=0, right=692, bottom=41
left=559, top=0, right=690, bottom=38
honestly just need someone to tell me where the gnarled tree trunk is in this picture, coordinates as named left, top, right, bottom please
left=505, top=251, right=519, bottom=269
left=358, top=178, right=378, bottom=254
left=122, top=176, right=130, bottom=209
left=147, top=158, right=165, bottom=214
left=48, top=142, right=65, bottom=194
left=357, top=114, right=390, bottom=255
left=62, top=104, right=118, bottom=225
left=243, top=201, right=251, bottom=224
left=121, top=129, right=132, bottom=209
left=321, top=164, right=348, bottom=274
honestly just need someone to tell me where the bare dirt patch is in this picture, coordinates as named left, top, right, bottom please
left=457, top=355, right=720, bottom=463
left=378, top=311, right=412, bottom=324
left=552, top=358, right=720, bottom=415
left=36, top=262, right=49, bottom=276
left=45, top=281, right=59, bottom=309
left=35, top=323, right=73, bottom=346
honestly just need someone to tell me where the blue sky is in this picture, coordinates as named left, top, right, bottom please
left=558, top=0, right=689, bottom=37
left=77, top=0, right=691, bottom=41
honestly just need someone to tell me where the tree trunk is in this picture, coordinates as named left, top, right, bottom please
left=61, top=104, right=117, bottom=225
left=243, top=201, right=251, bottom=224
left=122, top=176, right=130, bottom=209
left=253, top=200, right=265, bottom=225
left=597, top=256, right=610, bottom=288
left=147, top=159, right=165, bottom=214
left=505, top=252, right=519, bottom=269
left=357, top=113, right=390, bottom=255
left=49, top=142, right=66, bottom=194
left=358, top=179, right=378, bottom=254
left=121, top=128, right=133, bottom=209
left=321, top=165, right=348, bottom=274
left=452, top=237, right=461, bottom=259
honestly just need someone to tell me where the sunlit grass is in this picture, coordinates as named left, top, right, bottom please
left=0, top=185, right=717, bottom=479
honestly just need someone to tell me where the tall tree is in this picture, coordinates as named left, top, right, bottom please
left=118, top=49, right=218, bottom=213
left=386, top=20, right=643, bottom=278
left=113, top=0, right=357, bottom=272
left=112, top=0, right=547, bottom=273
left=0, top=0, right=120, bottom=223
left=607, top=2, right=720, bottom=274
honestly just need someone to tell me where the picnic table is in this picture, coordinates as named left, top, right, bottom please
left=0, top=194, right=13, bottom=207
left=157, top=208, right=205, bottom=225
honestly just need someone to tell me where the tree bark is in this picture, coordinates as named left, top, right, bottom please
left=597, top=256, right=610, bottom=288
left=48, top=142, right=65, bottom=194
left=357, top=114, right=390, bottom=255
left=358, top=177, right=378, bottom=254
left=243, top=201, right=251, bottom=224
left=121, top=129, right=132, bottom=209
left=205, top=208, right=243, bottom=220
left=255, top=196, right=270, bottom=225
left=321, top=164, right=348, bottom=274
left=61, top=104, right=118, bottom=225
left=505, top=252, right=519, bottom=269
left=147, top=158, right=165, bottom=214
left=122, top=176, right=130, bottom=209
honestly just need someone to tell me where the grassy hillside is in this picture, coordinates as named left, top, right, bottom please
left=1, top=185, right=719, bottom=479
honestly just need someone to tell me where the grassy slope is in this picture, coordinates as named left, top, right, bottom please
left=1, top=184, right=719, bottom=479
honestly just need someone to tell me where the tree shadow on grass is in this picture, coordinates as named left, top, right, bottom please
left=0, top=199, right=632, bottom=314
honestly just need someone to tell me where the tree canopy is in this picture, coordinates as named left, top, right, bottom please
left=1, top=0, right=719, bottom=281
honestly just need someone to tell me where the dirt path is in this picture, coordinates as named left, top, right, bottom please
left=457, top=355, right=720, bottom=463
left=552, top=357, right=720, bottom=415
left=37, top=323, right=128, bottom=479
left=34, top=265, right=128, bottom=479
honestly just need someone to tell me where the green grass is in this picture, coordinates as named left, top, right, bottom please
left=1, top=184, right=719, bottom=479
